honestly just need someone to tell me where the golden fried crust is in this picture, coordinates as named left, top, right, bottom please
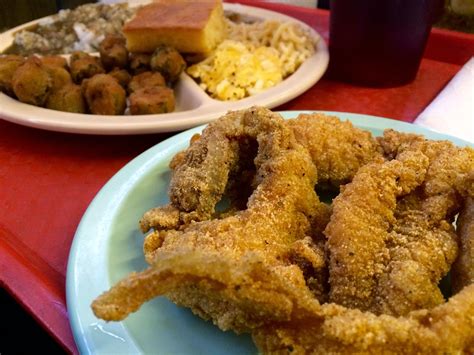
left=141, top=107, right=295, bottom=229
left=40, top=55, right=68, bottom=70
left=108, top=68, right=131, bottom=88
left=379, top=129, right=474, bottom=220
left=99, top=34, right=128, bottom=70
left=45, top=83, right=86, bottom=113
left=326, top=150, right=436, bottom=314
left=252, top=284, right=474, bottom=354
left=129, top=53, right=151, bottom=75
left=12, top=56, right=52, bottom=106
left=69, top=52, right=105, bottom=84
left=0, top=55, right=25, bottom=96
left=378, top=129, right=474, bottom=298
left=92, top=111, right=474, bottom=353
left=287, top=113, right=383, bottom=188
left=452, top=197, right=474, bottom=293
left=93, top=108, right=329, bottom=328
left=82, top=74, right=126, bottom=115
left=46, top=66, right=72, bottom=91
left=129, top=86, right=175, bottom=115
left=92, top=253, right=316, bottom=326
left=127, top=71, right=165, bottom=94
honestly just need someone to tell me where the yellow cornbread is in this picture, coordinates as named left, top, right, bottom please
left=123, top=0, right=226, bottom=54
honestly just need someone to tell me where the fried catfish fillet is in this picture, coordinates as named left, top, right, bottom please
left=325, top=149, right=460, bottom=316
left=452, top=170, right=474, bottom=293
left=379, top=129, right=474, bottom=221
left=287, top=113, right=384, bottom=188
left=452, top=196, right=474, bottom=293
left=141, top=106, right=313, bottom=230
left=92, top=107, right=329, bottom=331
left=252, top=283, right=474, bottom=354
left=141, top=111, right=382, bottom=231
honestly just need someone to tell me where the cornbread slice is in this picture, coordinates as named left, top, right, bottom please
left=123, top=0, right=226, bottom=54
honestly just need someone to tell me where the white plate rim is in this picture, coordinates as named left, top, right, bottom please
left=0, top=3, right=329, bottom=135
left=66, top=110, right=473, bottom=354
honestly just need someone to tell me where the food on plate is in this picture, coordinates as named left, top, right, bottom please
left=226, top=18, right=317, bottom=78
left=187, top=40, right=282, bottom=101
left=129, top=86, right=175, bottom=115
left=3, top=3, right=137, bottom=56
left=187, top=19, right=316, bottom=100
left=149, top=45, right=186, bottom=83
left=325, top=150, right=459, bottom=316
left=379, top=129, right=474, bottom=220
left=127, top=71, right=166, bottom=94
left=123, top=0, right=226, bottom=54
left=12, top=56, right=52, bottom=106
left=287, top=113, right=383, bottom=188
left=253, top=284, right=474, bottom=353
left=1, top=2, right=323, bottom=117
left=82, top=73, right=126, bottom=115
left=157, top=112, right=381, bottom=227
left=452, top=196, right=474, bottom=293
left=90, top=107, right=474, bottom=353
left=46, top=66, right=72, bottom=91
left=40, top=55, right=68, bottom=69
left=99, top=34, right=128, bottom=70
left=0, top=55, right=25, bottom=96
left=0, top=36, right=181, bottom=115
left=92, top=107, right=330, bottom=330
left=129, top=53, right=151, bottom=75
left=45, top=83, right=86, bottom=113
left=107, top=67, right=131, bottom=88
left=142, top=107, right=326, bottom=228
left=69, top=51, right=105, bottom=84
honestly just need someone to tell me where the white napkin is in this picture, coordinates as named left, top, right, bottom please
left=414, top=57, right=474, bottom=143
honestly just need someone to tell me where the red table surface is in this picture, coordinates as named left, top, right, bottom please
left=1, top=2, right=473, bottom=354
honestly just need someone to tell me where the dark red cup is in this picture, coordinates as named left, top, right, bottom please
left=328, top=0, right=444, bottom=87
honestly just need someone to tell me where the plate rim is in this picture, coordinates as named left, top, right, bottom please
left=66, top=110, right=473, bottom=354
left=0, top=3, right=329, bottom=135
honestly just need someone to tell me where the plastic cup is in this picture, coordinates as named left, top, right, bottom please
left=327, top=0, right=444, bottom=87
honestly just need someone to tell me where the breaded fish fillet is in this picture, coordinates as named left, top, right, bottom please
left=92, top=107, right=329, bottom=331
left=253, top=283, right=474, bottom=354
left=379, top=129, right=474, bottom=221
left=142, top=112, right=383, bottom=232
left=326, top=149, right=459, bottom=316
left=288, top=113, right=383, bottom=188
left=452, top=197, right=474, bottom=293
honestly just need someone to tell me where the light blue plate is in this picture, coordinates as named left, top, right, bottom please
left=66, top=111, right=472, bottom=354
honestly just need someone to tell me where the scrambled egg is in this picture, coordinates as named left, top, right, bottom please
left=187, top=40, right=283, bottom=101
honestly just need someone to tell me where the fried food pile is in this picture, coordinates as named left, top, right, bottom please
left=0, top=35, right=184, bottom=115
left=91, top=107, right=474, bottom=353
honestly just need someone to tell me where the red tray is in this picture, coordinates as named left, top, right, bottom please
left=1, top=2, right=473, bottom=353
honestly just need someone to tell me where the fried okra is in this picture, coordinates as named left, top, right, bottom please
left=83, top=74, right=126, bottom=115
left=40, top=55, right=68, bottom=70
left=150, top=45, right=186, bottom=83
left=46, top=66, right=72, bottom=91
left=0, top=55, right=25, bottom=96
left=129, top=53, right=151, bottom=75
left=128, top=71, right=165, bottom=94
left=99, top=35, right=128, bottom=70
left=46, top=83, right=86, bottom=113
left=129, top=86, right=175, bottom=115
left=12, top=56, right=52, bottom=106
left=108, top=68, right=131, bottom=88
left=70, top=51, right=105, bottom=84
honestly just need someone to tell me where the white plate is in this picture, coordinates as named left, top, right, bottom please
left=0, top=3, right=328, bottom=135
left=66, top=111, right=473, bottom=354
